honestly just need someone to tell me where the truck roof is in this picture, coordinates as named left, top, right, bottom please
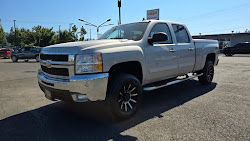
left=119, top=20, right=185, bottom=26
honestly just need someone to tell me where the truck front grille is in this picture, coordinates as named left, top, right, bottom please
left=40, top=54, right=68, bottom=61
left=41, top=66, right=69, bottom=76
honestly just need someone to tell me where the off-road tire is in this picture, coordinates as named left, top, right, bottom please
left=198, top=60, right=214, bottom=85
left=106, top=73, right=143, bottom=119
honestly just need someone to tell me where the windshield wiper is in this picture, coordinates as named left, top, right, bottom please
left=110, top=38, right=124, bottom=39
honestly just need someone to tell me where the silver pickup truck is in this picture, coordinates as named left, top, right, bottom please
left=37, top=20, right=219, bottom=119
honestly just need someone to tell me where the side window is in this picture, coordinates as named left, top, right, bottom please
left=172, top=24, right=190, bottom=43
left=149, top=23, right=173, bottom=44
left=24, top=47, right=31, bottom=51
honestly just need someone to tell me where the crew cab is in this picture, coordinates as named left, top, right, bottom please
left=0, top=48, right=12, bottom=58
left=11, top=46, right=41, bottom=62
left=37, top=20, right=219, bottom=119
left=223, top=42, right=250, bottom=56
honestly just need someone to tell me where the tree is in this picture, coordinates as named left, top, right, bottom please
left=79, top=26, right=87, bottom=41
left=0, top=19, right=6, bottom=47
left=6, top=27, right=22, bottom=47
left=32, top=25, right=55, bottom=47
left=71, top=25, right=78, bottom=41
left=19, top=28, right=35, bottom=46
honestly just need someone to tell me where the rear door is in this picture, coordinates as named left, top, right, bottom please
left=145, top=23, right=178, bottom=83
left=172, top=24, right=195, bottom=74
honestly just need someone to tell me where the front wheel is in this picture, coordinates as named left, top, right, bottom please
left=106, top=73, right=143, bottom=119
left=198, top=60, right=214, bottom=85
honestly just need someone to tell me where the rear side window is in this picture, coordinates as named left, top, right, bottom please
left=172, top=24, right=190, bottom=43
left=32, top=47, right=41, bottom=51
left=149, top=23, right=173, bottom=44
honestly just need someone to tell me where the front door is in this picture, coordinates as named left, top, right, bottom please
left=145, top=23, right=178, bottom=83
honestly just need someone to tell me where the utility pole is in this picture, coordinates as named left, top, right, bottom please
left=118, top=0, right=121, bottom=25
left=13, top=20, right=16, bottom=46
left=59, top=25, right=61, bottom=43
left=90, top=29, right=91, bottom=40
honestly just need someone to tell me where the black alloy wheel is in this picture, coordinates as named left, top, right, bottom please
left=198, top=60, right=214, bottom=85
left=107, top=73, right=143, bottom=119
left=118, top=83, right=139, bottom=113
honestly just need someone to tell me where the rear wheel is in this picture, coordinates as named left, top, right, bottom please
left=11, top=56, right=18, bottom=62
left=198, top=60, right=214, bottom=85
left=106, top=73, right=143, bottom=119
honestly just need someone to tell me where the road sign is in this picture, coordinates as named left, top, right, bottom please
left=147, top=9, right=159, bottom=20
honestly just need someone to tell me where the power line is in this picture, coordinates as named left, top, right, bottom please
left=179, top=2, right=250, bottom=23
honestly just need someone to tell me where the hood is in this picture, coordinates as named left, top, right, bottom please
left=41, top=39, right=139, bottom=54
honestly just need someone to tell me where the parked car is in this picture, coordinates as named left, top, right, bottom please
left=223, top=42, right=250, bottom=56
left=0, top=48, right=13, bottom=59
left=11, top=46, right=41, bottom=62
left=37, top=20, right=219, bottom=119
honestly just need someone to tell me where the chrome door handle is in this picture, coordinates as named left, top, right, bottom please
left=169, top=48, right=176, bottom=52
left=188, top=47, right=194, bottom=50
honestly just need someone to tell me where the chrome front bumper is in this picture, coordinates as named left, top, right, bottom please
left=37, top=69, right=109, bottom=102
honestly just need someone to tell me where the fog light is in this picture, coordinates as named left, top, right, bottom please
left=71, top=93, right=88, bottom=102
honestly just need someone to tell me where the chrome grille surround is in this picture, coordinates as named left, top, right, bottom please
left=39, top=54, right=75, bottom=77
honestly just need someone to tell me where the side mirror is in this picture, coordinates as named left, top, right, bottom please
left=148, top=32, right=168, bottom=45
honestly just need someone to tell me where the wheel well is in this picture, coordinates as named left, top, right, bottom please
left=108, top=61, right=143, bottom=83
left=206, top=53, right=215, bottom=64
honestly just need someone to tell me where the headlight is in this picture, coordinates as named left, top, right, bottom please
left=75, top=54, right=103, bottom=74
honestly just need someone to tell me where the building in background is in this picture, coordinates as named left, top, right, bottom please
left=193, top=33, right=250, bottom=50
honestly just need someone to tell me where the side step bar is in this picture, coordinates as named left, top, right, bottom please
left=143, top=73, right=203, bottom=91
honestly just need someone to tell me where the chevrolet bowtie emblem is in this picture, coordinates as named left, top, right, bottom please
left=46, top=60, right=52, bottom=68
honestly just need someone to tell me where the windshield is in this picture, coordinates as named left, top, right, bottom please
left=99, top=22, right=149, bottom=41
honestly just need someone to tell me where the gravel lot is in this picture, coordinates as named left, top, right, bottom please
left=0, top=55, right=249, bottom=141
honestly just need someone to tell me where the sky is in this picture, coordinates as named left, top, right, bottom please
left=1, top=0, right=250, bottom=39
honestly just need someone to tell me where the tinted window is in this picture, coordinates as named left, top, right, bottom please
left=32, top=47, right=41, bottom=51
left=234, top=43, right=250, bottom=48
left=24, top=47, right=31, bottom=51
left=172, top=24, right=190, bottom=43
left=149, top=23, right=173, bottom=44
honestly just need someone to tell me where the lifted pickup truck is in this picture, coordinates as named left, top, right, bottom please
left=38, top=20, right=219, bottom=119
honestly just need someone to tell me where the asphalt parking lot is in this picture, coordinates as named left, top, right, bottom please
left=0, top=55, right=249, bottom=141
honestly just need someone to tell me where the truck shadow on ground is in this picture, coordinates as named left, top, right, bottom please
left=0, top=80, right=216, bottom=141
left=222, top=54, right=250, bottom=57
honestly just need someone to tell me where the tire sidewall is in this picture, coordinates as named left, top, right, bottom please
left=107, top=73, right=143, bottom=119
left=203, top=61, right=214, bottom=84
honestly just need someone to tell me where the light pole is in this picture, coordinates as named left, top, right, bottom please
left=118, top=0, right=121, bottom=25
left=78, top=19, right=112, bottom=39
left=13, top=20, right=16, bottom=46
